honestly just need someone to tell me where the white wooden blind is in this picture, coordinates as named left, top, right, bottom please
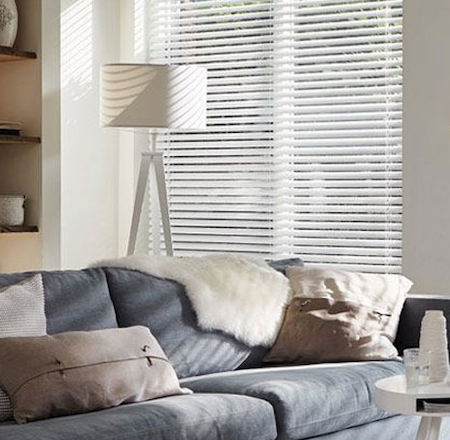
left=144, top=0, right=403, bottom=273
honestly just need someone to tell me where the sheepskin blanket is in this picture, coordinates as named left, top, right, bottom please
left=92, top=254, right=291, bottom=347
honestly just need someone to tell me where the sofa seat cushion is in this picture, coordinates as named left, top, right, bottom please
left=181, top=361, right=404, bottom=440
left=0, top=393, right=277, bottom=440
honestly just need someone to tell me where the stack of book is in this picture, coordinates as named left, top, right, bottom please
left=422, top=399, right=450, bottom=413
left=0, top=121, right=22, bottom=136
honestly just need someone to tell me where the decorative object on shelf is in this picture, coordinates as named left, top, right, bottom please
left=0, top=0, right=18, bottom=47
left=0, top=120, right=21, bottom=136
left=101, top=63, right=207, bottom=256
left=419, top=310, right=450, bottom=383
left=0, top=194, right=25, bottom=226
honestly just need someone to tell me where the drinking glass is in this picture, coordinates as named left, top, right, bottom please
left=404, top=348, right=431, bottom=388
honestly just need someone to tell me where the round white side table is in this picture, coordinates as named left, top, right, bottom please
left=375, top=375, right=450, bottom=440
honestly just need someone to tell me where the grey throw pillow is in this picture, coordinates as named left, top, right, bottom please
left=0, top=275, right=46, bottom=421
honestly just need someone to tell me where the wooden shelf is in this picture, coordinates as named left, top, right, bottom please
left=0, top=232, right=39, bottom=237
left=0, top=135, right=40, bottom=144
left=0, top=46, right=37, bottom=62
left=0, top=226, right=39, bottom=234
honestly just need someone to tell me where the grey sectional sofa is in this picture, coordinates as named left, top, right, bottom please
left=0, top=261, right=449, bottom=440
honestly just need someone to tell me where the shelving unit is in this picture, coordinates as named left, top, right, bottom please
left=0, top=46, right=36, bottom=62
left=0, top=0, right=43, bottom=272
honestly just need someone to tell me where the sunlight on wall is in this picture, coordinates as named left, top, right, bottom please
left=59, top=0, right=120, bottom=268
left=134, top=0, right=145, bottom=57
left=61, top=0, right=93, bottom=99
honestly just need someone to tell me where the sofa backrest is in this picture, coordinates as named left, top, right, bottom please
left=104, top=267, right=253, bottom=378
left=395, top=294, right=450, bottom=354
left=0, top=258, right=302, bottom=379
left=3, top=267, right=447, bottom=377
left=103, top=258, right=303, bottom=378
left=0, top=269, right=118, bottom=334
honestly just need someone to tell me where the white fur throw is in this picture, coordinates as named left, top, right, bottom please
left=92, top=254, right=291, bottom=347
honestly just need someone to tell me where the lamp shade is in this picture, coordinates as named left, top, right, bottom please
left=101, top=64, right=207, bottom=129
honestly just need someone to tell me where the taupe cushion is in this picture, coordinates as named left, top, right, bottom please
left=265, top=267, right=413, bottom=364
left=265, top=297, right=401, bottom=363
left=0, top=326, right=188, bottom=424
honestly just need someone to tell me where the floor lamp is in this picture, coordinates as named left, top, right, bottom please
left=101, top=64, right=207, bottom=256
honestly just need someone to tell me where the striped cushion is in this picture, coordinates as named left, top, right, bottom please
left=0, top=275, right=46, bottom=422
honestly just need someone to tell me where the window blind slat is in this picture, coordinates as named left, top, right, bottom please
left=166, top=32, right=401, bottom=51
left=163, top=17, right=402, bottom=35
left=157, top=24, right=402, bottom=45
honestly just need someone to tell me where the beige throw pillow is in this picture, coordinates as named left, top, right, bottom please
left=264, top=267, right=413, bottom=364
left=0, top=275, right=46, bottom=422
left=0, top=326, right=189, bottom=424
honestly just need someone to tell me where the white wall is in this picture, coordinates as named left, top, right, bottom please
left=403, top=1, right=450, bottom=293
left=117, top=0, right=151, bottom=256
left=60, top=0, right=120, bottom=268
left=117, top=0, right=137, bottom=256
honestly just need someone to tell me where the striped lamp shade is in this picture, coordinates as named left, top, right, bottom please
left=101, top=64, right=207, bottom=129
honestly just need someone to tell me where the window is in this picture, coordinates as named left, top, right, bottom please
left=142, top=0, right=402, bottom=273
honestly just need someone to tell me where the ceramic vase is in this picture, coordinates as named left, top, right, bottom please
left=0, top=0, right=18, bottom=47
left=419, top=310, right=450, bottom=383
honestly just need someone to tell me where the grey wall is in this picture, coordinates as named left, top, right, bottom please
left=42, top=0, right=62, bottom=269
left=403, top=1, right=450, bottom=293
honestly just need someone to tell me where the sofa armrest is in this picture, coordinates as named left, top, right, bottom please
left=394, top=294, right=450, bottom=354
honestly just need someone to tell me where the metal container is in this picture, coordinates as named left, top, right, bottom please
left=0, top=195, right=26, bottom=226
